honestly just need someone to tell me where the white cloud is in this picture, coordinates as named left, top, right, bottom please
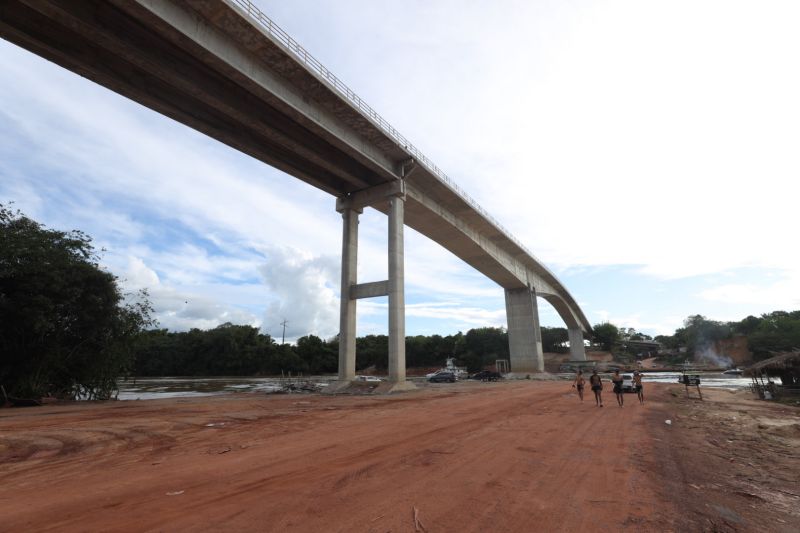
left=407, top=302, right=506, bottom=328
left=699, top=269, right=800, bottom=310
left=359, top=300, right=506, bottom=332
left=116, top=255, right=262, bottom=331
left=258, top=247, right=340, bottom=341
left=592, top=310, right=683, bottom=337
left=121, top=256, right=160, bottom=287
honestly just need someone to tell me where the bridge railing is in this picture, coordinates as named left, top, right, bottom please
left=228, top=0, right=538, bottom=260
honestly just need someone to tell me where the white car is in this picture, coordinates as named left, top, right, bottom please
left=622, top=374, right=636, bottom=392
left=356, top=375, right=381, bottom=382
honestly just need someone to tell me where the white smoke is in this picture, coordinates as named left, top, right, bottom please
left=695, top=346, right=733, bottom=368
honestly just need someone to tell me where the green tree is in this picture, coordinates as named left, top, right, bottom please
left=733, top=315, right=761, bottom=336
left=592, top=322, right=619, bottom=351
left=0, top=204, right=153, bottom=399
left=295, top=334, right=337, bottom=374
left=655, top=329, right=684, bottom=350
left=747, top=311, right=800, bottom=359
left=463, top=327, right=508, bottom=371
left=356, top=335, right=388, bottom=371
left=541, top=326, right=569, bottom=353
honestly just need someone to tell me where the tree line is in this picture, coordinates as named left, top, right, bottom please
left=654, top=312, right=800, bottom=359
left=131, top=324, right=576, bottom=377
left=591, top=312, right=800, bottom=361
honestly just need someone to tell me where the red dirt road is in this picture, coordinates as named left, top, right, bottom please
left=0, top=381, right=797, bottom=532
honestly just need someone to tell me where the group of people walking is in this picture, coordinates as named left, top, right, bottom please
left=572, top=368, right=644, bottom=407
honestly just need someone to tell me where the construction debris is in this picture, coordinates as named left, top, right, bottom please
left=267, top=381, right=324, bottom=394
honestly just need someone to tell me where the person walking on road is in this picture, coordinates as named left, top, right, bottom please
left=589, top=369, right=603, bottom=407
left=572, top=370, right=586, bottom=401
left=633, top=370, right=644, bottom=404
left=611, top=369, right=624, bottom=407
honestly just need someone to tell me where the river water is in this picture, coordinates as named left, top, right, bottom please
left=116, top=376, right=331, bottom=400
left=117, top=372, right=760, bottom=400
left=638, top=372, right=758, bottom=389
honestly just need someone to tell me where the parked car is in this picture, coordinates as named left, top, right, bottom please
left=428, top=371, right=456, bottom=383
left=621, top=374, right=635, bottom=392
left=356, top=375, right=381, bottom=382
left=469, top=370, right=502, bottom=381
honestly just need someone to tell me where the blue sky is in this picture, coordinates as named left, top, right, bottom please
left=2, top=0, right=799, bottom=341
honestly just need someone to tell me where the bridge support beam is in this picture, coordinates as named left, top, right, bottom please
left=329, top=180, right=415, bottom=394
left=505, top=288, right=544, bottom=373
left=568, top=328, right=587, bottom=361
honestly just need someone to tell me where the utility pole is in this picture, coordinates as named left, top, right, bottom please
left=280, top=319, right=288, bottom=345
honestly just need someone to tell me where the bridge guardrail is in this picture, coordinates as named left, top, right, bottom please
left=228, top=0, right=538, bottom=260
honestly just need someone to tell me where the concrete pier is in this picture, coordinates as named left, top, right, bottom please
left=376, top=193, right=416, bottom=393
left=338, top=207, right=359, bottom=381
left=505, top=288, right=544, bottom=373
left=568, top=328, right=587, bottom=361
left=388, top=195, right=405, bottom=382
left=327, top=207, right=361, bottom=392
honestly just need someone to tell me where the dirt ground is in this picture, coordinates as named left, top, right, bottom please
left=0, top=380, right=798, bottom=532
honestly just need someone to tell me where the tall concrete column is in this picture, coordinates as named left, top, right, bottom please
left=337, top=207, right=359, bottom=382
left=505, top=288, right=544, bottom=373
left=387, top=195, right=405, bottom=383
left=568, top=328, right=587, bottom=361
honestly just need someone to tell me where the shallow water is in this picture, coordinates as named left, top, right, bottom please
left=641, top=371, right=760, bottom=390
left=557, top=371, right=765, bottom=390
left=116, top=376, right=331, bottom=400
left=117, top=371, right=766, bottom=400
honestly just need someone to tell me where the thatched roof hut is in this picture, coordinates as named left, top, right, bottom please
left=744, top=350, right=800, bottom=387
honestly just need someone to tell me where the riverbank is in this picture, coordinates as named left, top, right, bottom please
left=1, top=381, right=797, bottom=531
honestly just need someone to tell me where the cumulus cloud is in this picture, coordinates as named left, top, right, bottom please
left=116, top=255, right=261, bottom=331
left=258, top=247, right=340, bottom=341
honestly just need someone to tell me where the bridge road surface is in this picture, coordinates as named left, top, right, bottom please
left=0, top=382, right=673, bottom=532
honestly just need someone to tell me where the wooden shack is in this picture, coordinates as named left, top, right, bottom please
left=744, top=350, right=800, bottom=399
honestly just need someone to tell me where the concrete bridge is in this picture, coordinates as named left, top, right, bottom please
left=0, top=0, right=591, bottom=391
